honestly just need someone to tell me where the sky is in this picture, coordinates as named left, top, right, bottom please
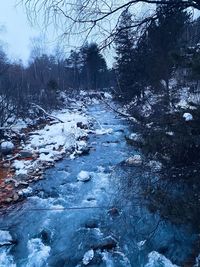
left=0, top=1, right=40, bottom=64
left=0, top=1, right=199, bottom=66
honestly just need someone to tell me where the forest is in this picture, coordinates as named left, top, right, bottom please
left=1, top=1, right=200, bottom=267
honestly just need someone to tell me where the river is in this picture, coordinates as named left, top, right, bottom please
left=0, top=102, right=197, bottom=267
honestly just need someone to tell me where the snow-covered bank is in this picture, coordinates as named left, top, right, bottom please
left=12, top=109, right=90, bottom=175
left=0, top=103, right=91, bottom=207
left=0, top=91, right=115, bottom=207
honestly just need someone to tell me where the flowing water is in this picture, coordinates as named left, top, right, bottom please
left=0, top=103, right=197, bottom=267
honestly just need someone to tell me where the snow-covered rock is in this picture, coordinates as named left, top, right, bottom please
left=0, top=231, right=13, bottom=246
left=82, top=249, right=94, bottom=265
left=129, top=133, right=139, bottom=141
left=0, top=141, right=15, bottom=155
left=145, top=251, right=179, bottom=267
left=77, top=171, right=91, bottom=182
left=126, top=155, right=143, bottom=166
left=95, top=128, right=113, bottom=135
left=18, top=187, right=33, bottom=197
left=183, top=112, right=193, bottom=121
left=104, top=92, right=112, bottom=99
left=128, top=133, right=143, bottom=143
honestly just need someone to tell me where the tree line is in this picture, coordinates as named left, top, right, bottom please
left=0, top=42, right=111, bottom=126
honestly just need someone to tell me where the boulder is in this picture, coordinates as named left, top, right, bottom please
left=126, top=155, right=142, bottom=166
left=77, top=171, right=91, bottom=182
left=0, top=141, right=15, bottom=155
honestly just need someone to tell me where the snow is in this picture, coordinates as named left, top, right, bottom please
left=183, top=112, right=193, bottom=121
left=0, top=231, right=13, bottom=246
left=1, top=141, right=14, bottom=150
left=104, top=92, right=112, bottom=99
left=148, top=160, right=162, bottom=171
left=129, top=133, right=142, bottom=142
left=77, top=171, right=91, bottom=182
left=145, top=251, right=179, bottom=267
left=194, top=254, right=200, bottom=267
left=126, top=155, right=143, bottom=166
left=166, top=132, right=174, bottom=136
left=95, top=128, right=113, bottom=135
left=82, top=249, right=94, bottom=265
left=18, top=187, right=33, bottom=196
left=11, top=108, right=90, bottom=178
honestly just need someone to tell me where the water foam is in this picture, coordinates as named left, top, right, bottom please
left=26, top=238, right=50, bottom=267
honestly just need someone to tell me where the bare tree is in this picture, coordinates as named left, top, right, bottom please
left=22, top=0, right=200, bottom=48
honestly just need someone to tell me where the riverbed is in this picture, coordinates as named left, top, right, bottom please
left=0, top=102, right=197, bottom=267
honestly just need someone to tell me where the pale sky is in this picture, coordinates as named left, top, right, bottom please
left=0, top=1, right=41, bottom=64
left=0, top=1, right=199, bottom=66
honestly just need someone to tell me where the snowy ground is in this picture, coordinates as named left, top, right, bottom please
left=12, top=109, right=90, bottom=176
left=0, top=92, right=114, bottom=205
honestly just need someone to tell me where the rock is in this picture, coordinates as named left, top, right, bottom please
left=92, top=236, right=117, bottom=250
left=13, top=193, right=19, bottom=202
left=0, top=230, right=13, bottom=246
left=82, top=249, right=94, bottom=265
left=77, top=171, right=91, bottom=182
left=108, top=207, right=120, bottom=217
left=5, top=198, right=13, bottom=203
left=18, top=150, right=34, bottom=159
left=128, top=133, right=142, bottom=142
left=126, top=155, right=142, bottom=166
left=0, top=141, right=15, bottom=155
left=81, top=147, right=90, bottom=155
left=85, top=220, right=98, bottom=229
left=39, top=229, right=52, bottom=245
left=87, top=197, right=96, bottom=202
left=18, top=187, right=32, bottom=196
left=183, top=112, right=193, bottom=121
left=13, top=174, right=29, bottom=182
left=77, top=122, right=88, bottom=129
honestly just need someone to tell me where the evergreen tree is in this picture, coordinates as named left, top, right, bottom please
left=140, top=2, right=190, bottom=94
left=114, top=10, right=139, bottom=100
left=80, top=43, right=108, bottom=90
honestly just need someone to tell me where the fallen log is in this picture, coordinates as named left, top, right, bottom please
left=31, top=103, right=64, bottom=123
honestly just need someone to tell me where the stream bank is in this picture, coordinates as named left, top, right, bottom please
left=0, top=100, right=198, bottom=267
